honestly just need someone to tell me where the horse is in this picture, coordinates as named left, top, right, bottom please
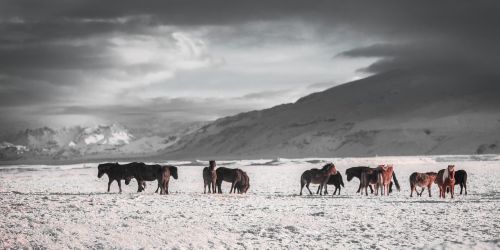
left=345, top=166, right=375, bottom=194
left=435, top=165, right=456, bottom=198
left=450, top=170, right=467, bottom=195
left=300, top=163, right=338, bottom=195
left=216, top=167, right=243, bottom=194
left=158, top=166, right=178, bottom=195
left=125, top=163, right=163, bottom=193
left=203, top=160, right=217, bottom=194
left=316, top=172, right=344, bottom=195
left=375, top=165, right=395, bottom=196
left=97, top=162, right=134, bottom=193
left=235, top=169, right=250, bottom=194
left=360, top=165, right=400, bottom=196
left=409, top=172, right=437, bottom=197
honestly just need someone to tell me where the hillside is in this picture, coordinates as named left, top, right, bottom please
left=161, top=70, right=500, bottom=159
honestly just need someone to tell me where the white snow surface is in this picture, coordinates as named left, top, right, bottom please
left=1, top=155, right=499, bottom=249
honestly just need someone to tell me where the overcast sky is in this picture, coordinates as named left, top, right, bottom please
left=0, top=1, right=499, bottom=132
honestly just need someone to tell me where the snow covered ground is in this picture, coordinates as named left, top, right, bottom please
left=1, top=155, right=499, bottom=249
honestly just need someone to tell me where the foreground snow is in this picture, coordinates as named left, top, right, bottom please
left=1, top=155, right=499, bottom=249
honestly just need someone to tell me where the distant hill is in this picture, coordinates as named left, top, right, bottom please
left=0, top=123, right=203, bottom=163
left=160, top=70, right=500, bottom=159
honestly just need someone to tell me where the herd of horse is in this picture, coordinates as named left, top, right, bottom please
left=97, top=161, right=468, bottom=198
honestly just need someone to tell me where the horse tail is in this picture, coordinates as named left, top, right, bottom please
left=392, top=172, right=401, bottom=191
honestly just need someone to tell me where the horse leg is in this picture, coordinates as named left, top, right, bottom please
left=324, top=184, right=328, bottom=195
left=356, top=182, right=362, bottom=193
left=369, top=184, right=374, bottom=194
left=451, top=185, right=454, bottom=199
left=117, top=180, right=122, bottom=193
left=316, top=185, right=320, bottom=195
left=459, top=183, right=463, bottom=195
left=107, top=179, right=113, bottom=192
left=306, top=182, right=313, bottom=195
left=464, top=182, right=467, bottom=195
left=410, top=184, right=415, bottom=197
left=204, top=183, right=207, bottom=194
left=428, top=186, right=432, bottom=197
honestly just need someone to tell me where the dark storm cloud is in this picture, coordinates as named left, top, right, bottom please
left=1, top=0, right=499, bottom=130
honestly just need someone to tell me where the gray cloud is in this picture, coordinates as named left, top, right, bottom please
left=1, top=0, right=499, bottom=131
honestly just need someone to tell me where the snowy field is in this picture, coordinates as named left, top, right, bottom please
left=1, top=155, right=499, bottom=249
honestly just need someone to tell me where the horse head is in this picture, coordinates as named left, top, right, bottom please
left=97, top=162, right=117, bottom=178
left=170, top=166, right=179, bottom=180
left=125, top=175, right=133, bottom=185
left=345, top=169, right=354, bottom=181
left=326, top=163, right=337, bottom=175
left=209, top=160, right=216, bottom=171
left=447, top=165, right=455, bottom=180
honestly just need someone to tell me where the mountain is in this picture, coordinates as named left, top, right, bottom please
left=161, top=70, right=500, bottom=159
left=0, top=123, right=204, bottom=162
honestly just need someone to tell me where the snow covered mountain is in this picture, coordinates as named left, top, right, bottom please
left=162, top=70, right=500, bottom=159
left=0, top=123, right=200, bottom=161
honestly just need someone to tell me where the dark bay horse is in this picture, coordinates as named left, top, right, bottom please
left=300, top=163, right=338, bottom=195
left=203, top=160, right=217, bottom=194
left=216, top=167, right=243, bottom=194
left=409, top=172, right=437, bottom=197
left=436, top=165, right=456, bottom=198
left=450, top=170, right=467, bottom=195
left=316, top=172, right=344, bottom=195
left=97, top=162, right=134, bottom=193
left=346, top=166, right=374, bottom=194
left=125, top=162, right=163, bottom=192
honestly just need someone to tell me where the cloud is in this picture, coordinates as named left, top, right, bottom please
left=1, top=0, right=499, bottom=131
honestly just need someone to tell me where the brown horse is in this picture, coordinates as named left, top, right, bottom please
left=235, top=169, right=250, bottom=194
left=158, top=166, right=178, bottom=195
left=360, top=168, right=379, bottom=196
left=409, top=172, right=437, bottom=197
left=375, top=165, right=395, bottom=196
left=300, top=163, right=338, bottom=195
left=435, top=165, right=456, bottom=198
left=203, top=160, right=217, bottom=194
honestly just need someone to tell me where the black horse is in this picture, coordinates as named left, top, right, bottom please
left=97, top=162, right=134, bottom=193
left=216, top=167, right=243, bottom=194
left=125, top=162, right=163, bottom=192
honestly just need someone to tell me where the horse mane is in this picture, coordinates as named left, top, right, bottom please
left=321, top=163, right=333, bottom=171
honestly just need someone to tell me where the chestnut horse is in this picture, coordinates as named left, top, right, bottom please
left=300, top=163, right=337, bottom=195
left=409, top=172, right=437, bottom=197
left=435, top=165, right=456, bottom=198
left=158, top=165, right=178, bottom=195
left=375, top=165, right=395, bottom=196
left=203, top=160, right=217, bottom=194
